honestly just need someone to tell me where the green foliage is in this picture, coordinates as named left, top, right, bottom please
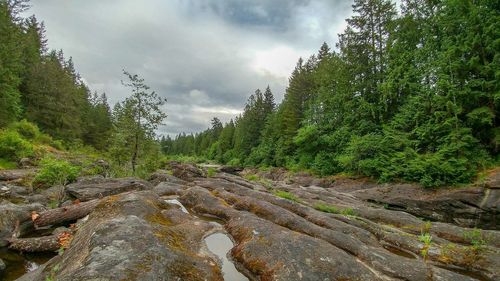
left=33, top=157, right=80, bottom=187
left=244, top=174, right=259, bottom=182
left=273, top=190, right=300, bottom=202
left=315, top=203, right=356, bottom=216
left=0, top=158, right=17, bottom=169
left=135, top=0, right=499, bottom=188
left=0, top=129, right=34, bottom=161
left=314, top=203, right=340, bottom=214
left=9, top=119, right=40, bottom=139
left=419, top=233, right=433, bottom=259
left=463, top=228, right=487, bottom=251
left=207, top=167, right=217, bottom=177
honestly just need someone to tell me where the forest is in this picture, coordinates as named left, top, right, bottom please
left=1, top=0, right=499, bottom=187
left=163, top=0, right=499, bottom=187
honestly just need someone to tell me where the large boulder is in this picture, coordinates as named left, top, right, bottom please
left=0, top=169, right=36, bottom=182
left=166, top=161, right=204, bottom=181
left=148, top=170, right=187, bottom=186
left=66, top=177, right=152, bottom=201
left=352, top=183, right=499, bottom=230
left=18, top=191, right=224, bottom=281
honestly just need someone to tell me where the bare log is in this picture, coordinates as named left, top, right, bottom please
left=34, top=199, right=99, bottom=227
left=8, top=235, right=60, bottom=252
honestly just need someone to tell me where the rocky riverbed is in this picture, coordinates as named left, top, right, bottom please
left=0, top=162, right=498, bottom=280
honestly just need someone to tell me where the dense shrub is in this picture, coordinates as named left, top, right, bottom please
left=33, top=157, right=80, bottom=187
left=9, top=119, right=41, bottom=140
left=0, top=130, right=34, bottom=161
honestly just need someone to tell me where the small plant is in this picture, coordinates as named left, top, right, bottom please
left=315, top=203, right=340, bottom=214
left=340, top=208, right=356, bottom=216
left=418, top=233, right=432, bottom=259
left=48, top=200, right=59, bottom=209
left=207, top=167, right=217, bottom=177
left=421, top=221, right=432, bottom=234
left=463, top=228, right=487, bottom=251
left=244, top=174, right=259, bottom=182
left=273, top=190, right=300, bottom=202
left=33, top=157, right=81, bottom=188
left=259, top=178, right=273, bottom=190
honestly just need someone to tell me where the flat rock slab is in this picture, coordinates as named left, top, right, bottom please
left=66, top=177, right=152, bottom=201
left=0, top=169, right=36, bottom=181
left=18, top=191, right=223, bottom=281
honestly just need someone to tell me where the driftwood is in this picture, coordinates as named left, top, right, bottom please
left=8, top=235, right=61, bottom=252
left=34, top=199, right=99, bottom=227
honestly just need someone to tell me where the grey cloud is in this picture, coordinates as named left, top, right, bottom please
left=28, top=0, right=352, bottom=136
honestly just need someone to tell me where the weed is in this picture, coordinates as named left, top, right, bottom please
left=463, top=228, right=487, bottom=251
left=244, top=174, right=259, bottom=182
left=207, top=167, right=217, bottom=177
left=315, top=203, right=340, bottom=214
left=340, top=208, right=356, bottom=216
left=418, top=233, right=432, bottom=259
left=273, top=190, right=300, bottom=202
left=421, top=221, right=432, bottom=234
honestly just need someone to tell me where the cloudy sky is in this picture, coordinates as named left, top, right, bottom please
left=27, top=0, right=354, bottom=136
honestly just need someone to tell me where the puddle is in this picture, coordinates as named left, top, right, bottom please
left=165, top=198, right=189, bottom=214
left=204, top=233, right=248, bottom=281
left=0, top=247, right=55, bottom=281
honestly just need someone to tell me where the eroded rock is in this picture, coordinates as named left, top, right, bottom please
left=66, top=177, right=152, bottom=201
left=20, top=191, right=224, bottom=281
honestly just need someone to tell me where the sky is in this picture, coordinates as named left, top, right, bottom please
left=27, top=0, right=354, bottom=136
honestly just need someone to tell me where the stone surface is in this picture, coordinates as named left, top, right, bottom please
left=0, top=169, right=36, bottom=182
left=166, top=161, right=204, bottom=181
left=11, top=168, right=500, bottom=281
left=21, top=191, right=223, bottom=281
left=66, top=177, right=152, bottom=201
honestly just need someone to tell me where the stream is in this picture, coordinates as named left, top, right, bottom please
left=0, top=247, right=55, bottom=281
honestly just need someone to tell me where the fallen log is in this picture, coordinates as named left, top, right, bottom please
left=33, top=199, right=99, bottom=227
left=8, top=235, right=60, bottom=252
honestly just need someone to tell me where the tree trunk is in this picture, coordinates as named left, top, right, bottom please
left=33, top=199, right=99, bottom=228
left=8, top=235, right=60, bottom=252
left=132, top=132, right=138, bottom=173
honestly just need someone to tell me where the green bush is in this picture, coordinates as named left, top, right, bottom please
left=9, top=119, right=41, bottom=140
left=0, top=130, right=34, bottom=161
left=33, top=157, right=80, bottom=187
left=0, top=158, right=17, bottom=170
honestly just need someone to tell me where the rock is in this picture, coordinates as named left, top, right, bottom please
left=18, top=191, right=224, bottom=281
left=352, top=184, right=499, bottom=230
left=66, top=177, right=152, bottom=201
left=0, top=168, right=36, bottom=182
left=166, top=161, right=204, bottom=181
left=149, top=170, right=187, bottom=186
left=0, top=258, right=5, bottom=272
left=218, top=166, right=243, bottom=174
left=484, top=168, right=500, bottom=189
left=153, top=182, right=187, bottom=196
left=0, top=201, right=44, bottom=246
left=18, top=158, right=34, bottom=168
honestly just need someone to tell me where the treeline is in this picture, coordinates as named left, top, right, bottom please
left=164, top=0, right=499, bottom=187
left=0, top=0, right=166, bottom=176
left=0, top=0, right=112, bottom=148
